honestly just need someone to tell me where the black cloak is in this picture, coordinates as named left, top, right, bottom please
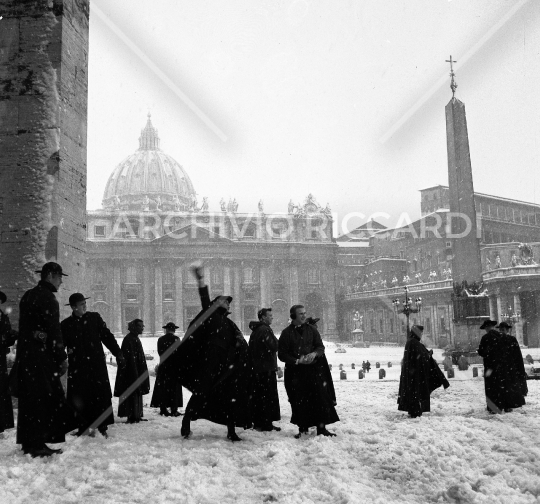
left=150, top=333, right=183, bottom=410
left=61, top=311, right=122, bottom=431
left=176, top=287, right=251, bottom=428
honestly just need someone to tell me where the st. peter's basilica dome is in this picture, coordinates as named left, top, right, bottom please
left=102, top=114, right=196, bottom=212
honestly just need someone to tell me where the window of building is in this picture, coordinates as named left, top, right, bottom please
left=212, top=226, right=221, bottom=236
left=162, top=269, right=173, bottom=286
left=185, top=306, right=200, bottom=327
left=243, top=267, right=253, bottom=284
left=389, top=318, right=394, bottom=333
left=273, top=268, right=284, bottom=284
left=94, top=225, right=105, bottom=237
left=125, top=266, right=138, bottom=284
left=126, top=290, right=138, bottom=301
left=94, top=267, right=106, bottom=286
left=163, top=291, right=174, bottom=301
left=425, top=317, right=431, bottom=333
left=307, top=268, right=320, bottom=285
left=379, top=317, right=384, bottom=333
left=244, top=224, right=256, bottom=238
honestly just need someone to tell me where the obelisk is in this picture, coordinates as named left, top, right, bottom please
left=444, top=56, right=488, bottom=349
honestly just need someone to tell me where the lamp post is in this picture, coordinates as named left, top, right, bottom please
left=392, top=285, right=422, bottom=341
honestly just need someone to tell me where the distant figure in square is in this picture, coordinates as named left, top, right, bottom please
left=0, top=291, right=17, bottom=437
left=150, top=322, right=183, bottom=417
left=398, top=325, right=449, bottom=418
left=114, top=319, right=150, bottom=423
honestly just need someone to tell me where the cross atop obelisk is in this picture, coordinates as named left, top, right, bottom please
left=446, top=55, right=458, bottom=97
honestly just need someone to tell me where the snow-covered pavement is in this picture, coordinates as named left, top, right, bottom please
left=1, top=347, right=540, bottom=503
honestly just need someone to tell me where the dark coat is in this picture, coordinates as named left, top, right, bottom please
left=0, top=310, right=17, bottom=433
left=248, top=321, right=280, bottom=426
left=177, top=286, right=251, bottom=428
left=397, top=334, right=445, bottom=417
left=150, top=333, right=183, bottom=409
left=248, top=321, right=278, bottom=373
left=61, top=311, right=122, bottom=430
left=16, top=281, right=76, bottom=444
left=478, top=329, right=526, bottom=411
left=278, top=323, right=339, bottom=428
left=114, top=333, right=150, bottom=418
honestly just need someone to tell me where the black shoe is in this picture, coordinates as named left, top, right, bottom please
left=160, top=410, right=171, bottom=417
left=317, top=427, right=336, bottom=437
left=170, top=411, right=183, bottom=417
left=504, top=408, right=513, bottom=413
left=181, top=420, right=191, bottom=438
left=44, top=445, right=63, bottom=454
left=139, top=419, right=148, bottom=422
left=271, top=424, right=281, bottom=432
left=227, top=432, right=242, bottom=442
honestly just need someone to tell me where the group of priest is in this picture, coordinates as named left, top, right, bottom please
left=0, top=261, right=339, bottom=457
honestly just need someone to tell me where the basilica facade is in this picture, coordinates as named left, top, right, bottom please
left=86, top=116, right=338, bottom=338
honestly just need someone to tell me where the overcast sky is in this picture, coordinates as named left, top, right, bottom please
left=87, top=0, right=540, bottom=232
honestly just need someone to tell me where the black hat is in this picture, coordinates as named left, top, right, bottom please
left=479, top=319, right=497, bottom=329
left=35, top=262, right=68, bottom=277
left=66, top=293, right=90, bottom=306
left=497, top=321, right=512, bottom=329
left=212, top=295, right=233, bottom=305
left=0, top=291, right=6, bottom=304
left=163, top=322, right=179, bottom=330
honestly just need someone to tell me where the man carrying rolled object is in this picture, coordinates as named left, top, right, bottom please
left=177, top=263, right=252, bottom=442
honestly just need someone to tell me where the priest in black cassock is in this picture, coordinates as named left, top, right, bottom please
left=150, top=322, right=183, bottom=417
left=278, top=305, right=339, bottom=438
left=114, top=319, right=150, bottom=423
left=397, top=325, right=449, bottom=418
left=479, top=320, right=527, bottom=413
left=0, top=291, right=17, bottom=437
left=496, top=321, right=528, bottom=408
left=248, top=308, right=280, bottom=432
left=178, top=264, right=251, bottom=442
left=61, top=293, right=125, bottom=437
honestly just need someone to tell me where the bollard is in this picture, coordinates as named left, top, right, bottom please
left=388, top=362, right=392, bottom=368
left=447, top=368, right=454, bottom=379
left=376, top=362, right=380, bottom=369
left=339, top=363, right=343, bottom=370
left=351, top=363, right=355, bottom=369
left=379, top=368, right=386, bottom=379
left=340, top=370, right=347, bottom=380
left=472, top=367, right=478, bottom=378
left=277, top=367, right=283, bottom=379
left=358, top=370, right=364, bottom=379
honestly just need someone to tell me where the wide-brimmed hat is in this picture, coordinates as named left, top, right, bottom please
left=35, top=262, right=68, bottom=277
left=66, top=293, right=90, bottom=306
left=479, top=319, right=497, bottom=329
left=411, top=324, right=424, bottom=334
left=497, top=321, right=512, bottom=329
left=162, top=322, right=179, bottom=330
left=212, top=295, right=233, bottom=305
left=0, top=291, right=6, bottom=304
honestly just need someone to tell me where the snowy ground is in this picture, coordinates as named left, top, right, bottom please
left=1, top=346, right=540, bottom=503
